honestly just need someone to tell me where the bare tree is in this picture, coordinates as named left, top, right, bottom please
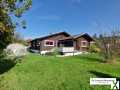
left=98, top=30, right=120, bottom=63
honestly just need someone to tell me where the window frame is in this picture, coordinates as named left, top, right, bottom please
left=81, top=40, right=88, bottom=47
left=44, top=40, right=55, bottom=46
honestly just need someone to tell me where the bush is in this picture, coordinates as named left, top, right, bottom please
left=89, top=43, right=101, bottom=53
left=45, top=52, right=54, bottom=56
left=45, top=48, right=60, bottom=56
left=52, top=47, right=60, bottom=56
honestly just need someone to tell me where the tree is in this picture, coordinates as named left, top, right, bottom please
left=93, top=33, right=98, bottom=40
left=0, top=0, right=32, bottom=53
left=13, top=32, right=28, bottom=46
left=98, top=30, right=120, bottom=63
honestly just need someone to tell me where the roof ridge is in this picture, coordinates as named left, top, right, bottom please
left=32, top=31, right=71, bottom=41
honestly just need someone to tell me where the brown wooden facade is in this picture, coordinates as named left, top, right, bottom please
left=30, top=32, right=70, bottom=51
left=58, top=33, right=93, bottom=52
left=30, top=32, right=94, bottom=52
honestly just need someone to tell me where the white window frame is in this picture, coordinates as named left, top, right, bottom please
left=44, top=40, right=54, bottom=46
left=81, top=41, right=88, bottom=47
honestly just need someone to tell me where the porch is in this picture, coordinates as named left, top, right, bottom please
left=58, top=39, right=81, bottom=56
left=58, top=38, right=89, bottom=56
left=58, top=39, right=75, bottom=52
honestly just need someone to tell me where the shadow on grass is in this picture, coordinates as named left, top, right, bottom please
left=89, top=70, right=120, bottom=81
left=0, top=57, right=16, bottom=74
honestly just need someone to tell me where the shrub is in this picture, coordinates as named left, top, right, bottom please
left=45, top=48, right=60, bottom=56
left=45, top=52, right=54, bottom=56
left=89, top=43, right=101, bottom=53
left=52, top=47, right=60, bottom=56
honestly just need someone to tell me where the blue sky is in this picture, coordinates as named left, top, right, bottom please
left=17, top=0, right=120, bottom=39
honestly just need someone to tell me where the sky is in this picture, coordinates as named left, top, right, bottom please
left=17, top=0, right=120, bottom=39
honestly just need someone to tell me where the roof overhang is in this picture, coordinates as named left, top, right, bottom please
left=31, top=31, right=71, bottom=41
left=58, top=33, right=94, bottom=41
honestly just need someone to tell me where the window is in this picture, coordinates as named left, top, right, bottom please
left=44, top=40, right=54, bottom=46
left=64, top=40, right=73, bottom=47
left=81, top=41, right=88, bottom=47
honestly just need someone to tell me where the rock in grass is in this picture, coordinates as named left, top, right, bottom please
left=5, top=43, right=27, bottom=57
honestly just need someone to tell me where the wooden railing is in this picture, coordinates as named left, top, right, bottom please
left=59, top=47, right=74, bottom=52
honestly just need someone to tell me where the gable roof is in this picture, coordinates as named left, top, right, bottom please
left=73, top=33, right=94, bottom=41
left=59, top=33, right=94, bottom=41
left=32, top=31, right=71, bottom=41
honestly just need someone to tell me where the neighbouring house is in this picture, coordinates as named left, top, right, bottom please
left=30, top=32, right=94, bottom=55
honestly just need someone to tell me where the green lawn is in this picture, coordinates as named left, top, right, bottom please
left=0, top=53, right=120, bottom=90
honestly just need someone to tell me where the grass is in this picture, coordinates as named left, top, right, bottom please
left=0, top=53, right=120, bottom=90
